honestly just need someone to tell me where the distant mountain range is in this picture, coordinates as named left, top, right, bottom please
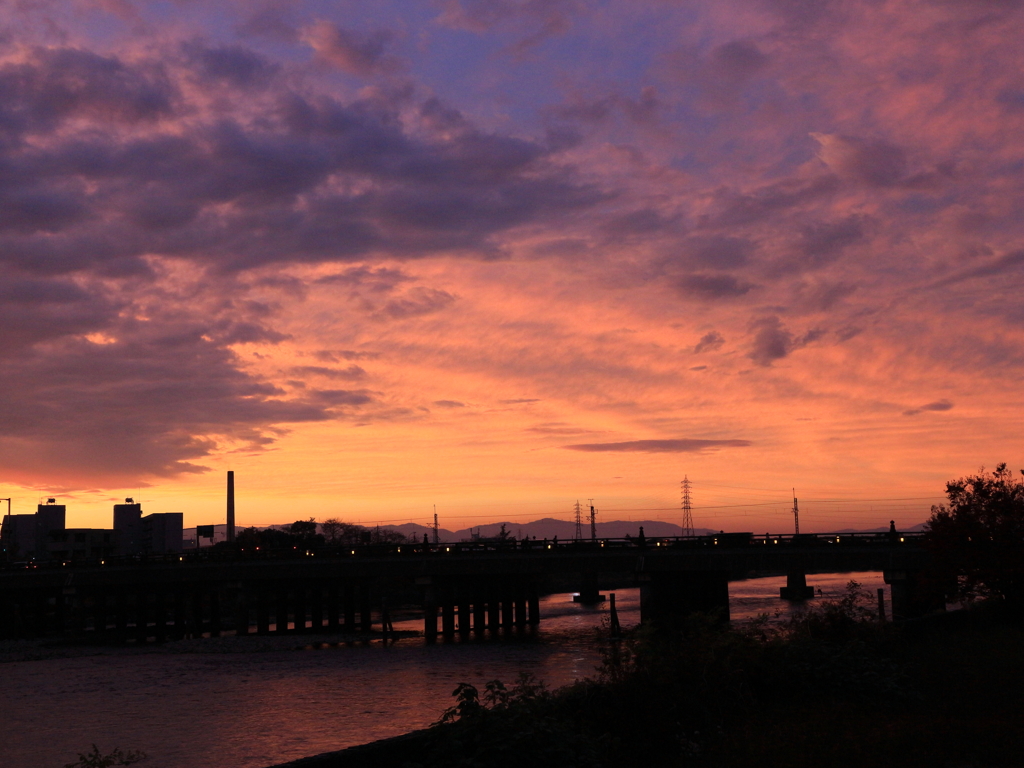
left=186, top=518, right=929, bottom=543
left=386, top=518, right=711, bottom=543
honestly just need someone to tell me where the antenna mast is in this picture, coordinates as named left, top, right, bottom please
left=588, top=499, right=597, bottom=541
left=792, top=489, right=800, bottom=535
left=433, top=506, right=439, bottom=545
left=681, top=476, right=693, bottom=537
left=574, top=500, right=583, bottom=540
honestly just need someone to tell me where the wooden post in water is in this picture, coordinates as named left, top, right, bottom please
left=609, top=592, right=621, bottom=637
left=877, top=588, right=886, bottom=623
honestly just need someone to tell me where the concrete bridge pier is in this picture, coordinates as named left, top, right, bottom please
left=423, top=585, right=438, bottom=643
left=884, top=570, right=944, bottom=621
left=574, top=572, right=605, bottom=604
left=487, top=596, right=500, bottom=633
left=640, top=571, right=730, bottom=627
left=780, top=568, right=815, bottom=600
left=234, top=585, right=249, bottom=636
left=441, top=594, right=456, bottom=639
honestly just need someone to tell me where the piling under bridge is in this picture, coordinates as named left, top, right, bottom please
left=0, top=533, right=935, bottom=643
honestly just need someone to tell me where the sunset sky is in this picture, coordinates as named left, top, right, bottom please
left=1, top=0, right=1022, bottom=533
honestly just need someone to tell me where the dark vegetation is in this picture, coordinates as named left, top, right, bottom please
left=230, top=518, right=408, bottom=552
left=64, top=745, right=147, bottom=768
left=925, top=462, right=1024, bottom=609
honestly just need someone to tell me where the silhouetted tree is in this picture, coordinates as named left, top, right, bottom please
left=321, top=518, right=363, bottom=545
left=926, top=463, right=1024, bottom=609
left=371, top=526, right=406, bottom=544
left=289, top=518, right=318, bottom=538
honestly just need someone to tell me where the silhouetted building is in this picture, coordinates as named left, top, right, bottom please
left=114, top=499, right=183, bottom=555
left=1, top=514, right=37, bottom=560
left=35, top=501, right=66, bottom=558
left=47, top=528, right=117, bottom=561
left=141, top=513, right=183, bottom=554
left=113, top=499, right=143, bottom=556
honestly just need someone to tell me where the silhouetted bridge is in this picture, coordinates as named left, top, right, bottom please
left=0, top=532, right=936, bottom=643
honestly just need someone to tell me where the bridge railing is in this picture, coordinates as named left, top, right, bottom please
left=0, top=531, right=925, bottom=572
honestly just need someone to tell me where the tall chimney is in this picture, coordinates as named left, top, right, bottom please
left=227, top=470, right=236, bottom=542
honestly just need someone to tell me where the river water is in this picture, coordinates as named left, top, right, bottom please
left=2, top=572, right=888, bottom=768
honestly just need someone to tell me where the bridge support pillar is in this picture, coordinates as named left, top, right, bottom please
left=235, top=586, right=249, bottom=636
left=441, top=598, right=456, bottom=639
left=780, top=569, right=814, bottom=601
left=473, top=597, right=486, bottom=635
left=327, top=584, right=340, bottom=631
left=154, top=590, right=168, bottom=642
left=276, top=587, right=289, bottom=634
left=94, top=589, right=108, bottom=638
left=528, top=588, right=540, bottom=625
left=136, top=590, right=150, bottom=643
left=514, top=588, right=527, bottom=628
left=256, top=588, right=270, bottom=634
left=884, top=570, right=944, bottom=621
left=171, top=588, right=184, bottom=640
left=293, top=585, right=305, bottom=633
left=458, top=595, right=471, bottom=636
left=640, top=571, right=730, bottom=628
left=359, top=584, right=372, bottom=633
left=423, top=587, right=438, bottom=643
left=344, top=584, right=355, bottom=632
left=310, top=582, right=324, bottom=631
left=209, top=590, right=222, bottom=637
left=501, top=593, right=514, bottom=630
left=487, top=597, right=500, bottom=633
left=574, top=572, right=605, bottom=604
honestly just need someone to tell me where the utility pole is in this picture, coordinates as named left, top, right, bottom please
left=574, top=500, right=583, bottom=540
left=792, top=489, right=800, bottom=535
left=681, top=477, right=693, bottom=537
left=433, top=506, right=439, bottom=545
left=588, top=499, right=597, bottom=541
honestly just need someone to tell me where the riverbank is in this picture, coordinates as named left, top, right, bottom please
left=267, top=597, right=1024, bottom=768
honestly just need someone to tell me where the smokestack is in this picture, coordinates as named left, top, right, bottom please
left=227, top=470, right=235, bottom=542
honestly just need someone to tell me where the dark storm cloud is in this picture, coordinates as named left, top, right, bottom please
left=289, top=365, right=368, bottom=380
left=747, top=316, right=823, bottom=366
left=374, top=287, right=457, bottom=319
left=704, top=175, right=840, bottom=229
left=183, top=41, right=280, bottom=87
left=676, top=272, right=755, bottom=299
left=0, top=51, right=603, bottom=278
left=903, top=399, right=954, bottom=417
left=0, top=46, right=604, bottom=480
left=798, top=217, right=866, bottom=268
left=0, top=47, right=174, bottom=137
left=564, top=438, right=751, bottom=453
left=931, top=249, right=1024, bottom=288
left=813, top=134, right=909, bottom=187
left=693, top=331, right=725, bottom=354
left=686, top=236, right=755, bottom=269
left=302, top=21, right=398, bottom=76
left=0, top=328, right=348, bottom=483
left=0, top=276, right=119, bottom=355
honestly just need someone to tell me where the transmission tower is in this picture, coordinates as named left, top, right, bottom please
left=792, top=489, right=799, bottom=535
left=433, top=507, right=439, bottom=545
left=681, top=476, right=693, bottom=537
left=588, top=499, right=597, bottom=541
left=574, top=500, right=583, bottom=540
